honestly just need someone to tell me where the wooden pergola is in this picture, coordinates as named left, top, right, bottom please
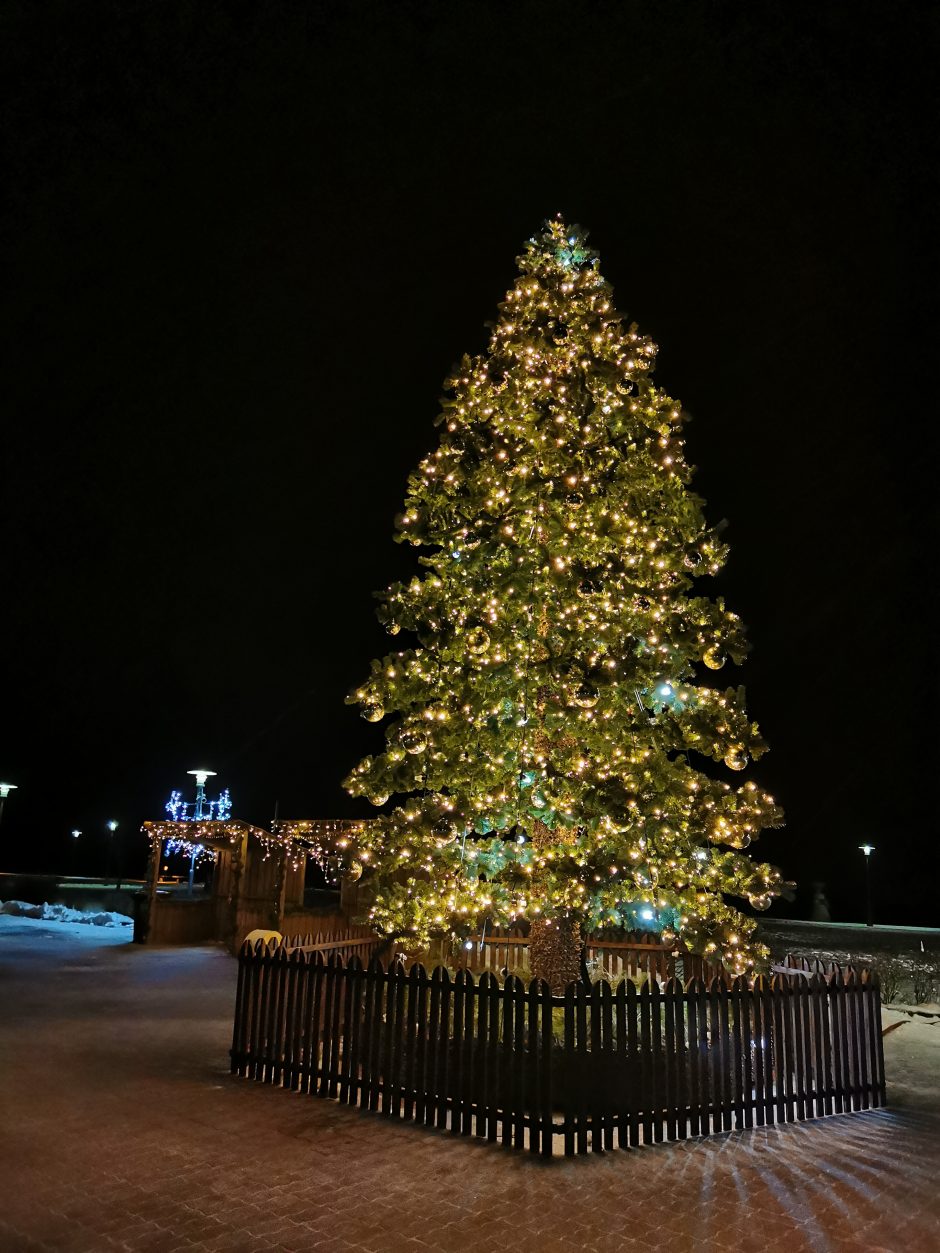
left=137, top=818, right=367, bottom=949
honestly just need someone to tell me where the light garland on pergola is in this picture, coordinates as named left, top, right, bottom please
left=143, top=818, right=370, bottom=878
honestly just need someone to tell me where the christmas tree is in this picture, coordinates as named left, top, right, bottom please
left=345, top=218, right=785, bottom=988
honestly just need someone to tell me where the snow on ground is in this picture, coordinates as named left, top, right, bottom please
left=0, top=900, right=133, bottom=945
left=882, top=1005, right=940, bottom=1111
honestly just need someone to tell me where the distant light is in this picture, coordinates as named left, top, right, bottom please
left=641, top=908, right=654, bottom=921
left=516, top=833, right=525, bottom=844
left=859, top=844, right=875, bottom=857
left=464, top=940, right=474, bottom=950
left=0, top=782, right=17, bottom=799
left=71, top=829, right=81, bottom=839
left=107, top=820, right=118, bottom=832
left=659, top=684, right=672, bottom=697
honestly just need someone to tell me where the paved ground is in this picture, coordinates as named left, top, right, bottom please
left=1, top=923, right=939, bottom=1253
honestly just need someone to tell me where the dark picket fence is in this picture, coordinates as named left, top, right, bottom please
left=230, top=946, right=886, bottom=1157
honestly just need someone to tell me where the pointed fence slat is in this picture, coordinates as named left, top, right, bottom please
left=526, top=978, right=541, bottom=1155
left=231, top=944, right=886, bottom=1158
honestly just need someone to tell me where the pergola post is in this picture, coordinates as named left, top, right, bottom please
left=137, top=830, right=162, bottom=943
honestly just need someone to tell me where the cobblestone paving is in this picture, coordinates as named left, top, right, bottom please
left=1, top=926, right=938, bottom=1253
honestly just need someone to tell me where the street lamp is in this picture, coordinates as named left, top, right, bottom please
left=186, top=769, right=217, bottom=821
left=106, top=820, right=119, bottom=886
left=0, top=782, right=17, bottom=828
left=859, top=844, right=875, bottom=928
left=71, top=828, right=82, bottom=839
left=185, top=770, right=217, bottom=894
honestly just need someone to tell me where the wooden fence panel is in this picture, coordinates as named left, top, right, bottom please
left=231, top=945, right=886, bottom=1158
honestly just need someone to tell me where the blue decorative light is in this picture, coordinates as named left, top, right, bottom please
left=165, top=790, right=186, bottom=821
left=164, top=778, right=232, bottom=823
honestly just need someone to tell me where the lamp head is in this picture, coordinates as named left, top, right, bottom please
left=859, top=843, right=875, bottom=857
left=0, top=782, right=17, bottom=799
left=107, top=820, right=119, bottom=832
left=71, top=828, right=81, bottom=838
left=187, top=769, right=217, bottom=787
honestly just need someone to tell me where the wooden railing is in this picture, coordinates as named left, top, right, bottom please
left=230, top=947, right=886, bottom=1158
left=415, top=926, right=726, bottom=984
left=285, top=924, right=387, bottom=963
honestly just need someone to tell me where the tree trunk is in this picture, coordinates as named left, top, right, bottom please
left=529, top=914, right=582, bottom=993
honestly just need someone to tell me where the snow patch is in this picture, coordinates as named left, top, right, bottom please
left=0, top=899, right=132, bottom=927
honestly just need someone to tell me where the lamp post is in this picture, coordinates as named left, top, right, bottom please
left=859, top=844, right=875, bottom=928
left=106, top=820, right=119, bottom=887
left=187, top=769, right=217, bottom=821
left=0, top=782, right=17, bottom=829
left=184, top=770, right=216, bottom=894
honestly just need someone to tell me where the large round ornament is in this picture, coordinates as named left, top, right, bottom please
left=347, top=860, right=364, bottom=882
left=577, top=578, right=597, bottom=599
left=466, top=627, right=490, bottom=655
left=748, top=893, right=772, bottom=911
left=368, top=792, right=389, bottom=807
left=724, top=747, right=748, bottom=772
left=400, top=729, right=428, bottom=755
left=703, top=647, right=726, bottom=670
left=385, top=622, right=401, bottom=636
left=361, top=703, right=385, bottom=723
left=572, top=683, right=599, bottom=708
left=565, top=492, right=583, bottom=509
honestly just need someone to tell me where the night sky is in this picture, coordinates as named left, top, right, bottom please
left=3, top=3, right=936, bottom=925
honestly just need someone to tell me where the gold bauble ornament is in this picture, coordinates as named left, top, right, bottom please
left=361, top=703, right=385, bottom=723
left=724, top=747, right=748, bottom=771
left=400, top=729, right=428, bottom=755
left=703, top=646, right=725, bottom=670
left=347, top=861, right=364, bottom=882
left=466, top=627, right=490, bottom=655
left=368, top=792, right=389, bottom=807
left=748, top=893, right=772, bottom=911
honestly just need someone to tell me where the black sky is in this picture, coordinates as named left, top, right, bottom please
left=2, top=2, right=936, bottom=924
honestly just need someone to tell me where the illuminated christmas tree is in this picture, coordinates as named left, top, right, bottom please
left=345, top=218, right=785, bottom=988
